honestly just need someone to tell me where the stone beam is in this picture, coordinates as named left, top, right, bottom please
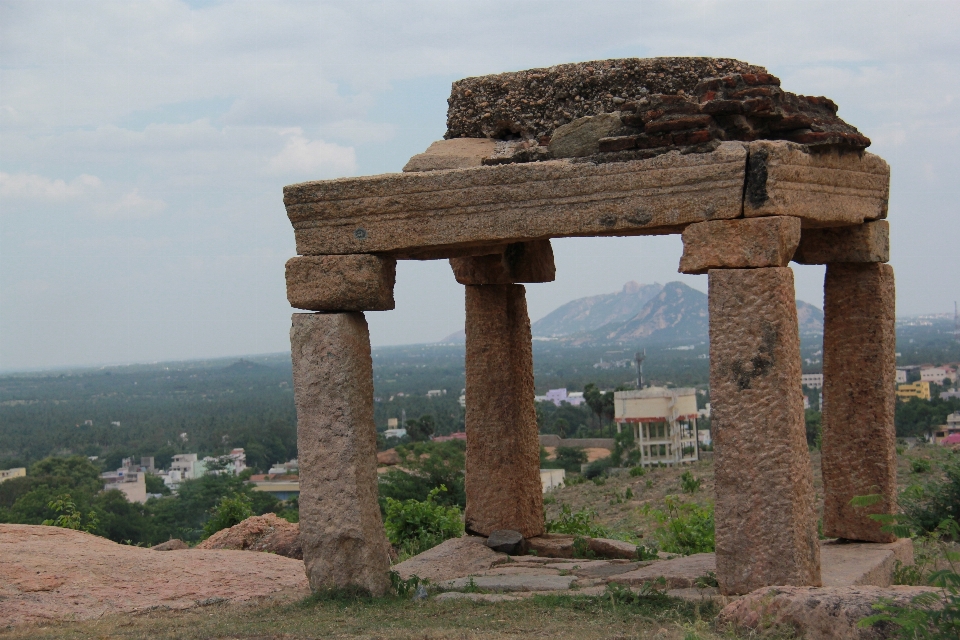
left=464, top=283, right=544, bottom=537
left=679, top=216, right=800, bottom=274
left=743, top=141, right=889, bottom=226
left=284, top=142, right=747, bottom=256
left=821, top=263, right=898, bottom=542
left=450, top=240, right=556, bottom=285
left=290, top=312, right=392, bottom=595
left=285, top=255, right=396, bottom=311
left=793, top=221, right=889, bottom=265
left=709, top=267, right=821, bottom=595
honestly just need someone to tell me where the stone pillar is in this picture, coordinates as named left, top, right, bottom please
left=821, top=263, right=897, bottom=542
left=290, top=312, right=391, bottom=596
left=463, top=283, right=545, bottom=537
left=709, top=268, right=821, bottom=595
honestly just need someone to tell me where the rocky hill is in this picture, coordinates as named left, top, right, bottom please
left=530, top=281, right=663, bottom=338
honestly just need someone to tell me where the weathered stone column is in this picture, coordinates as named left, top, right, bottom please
left=455, top=241, right=551, bottom=538
left=463, top=283, right=544, bottom=537
left=709, top=267, right=821, bottom=595
left=797, top=222, right=897, bottom=542
left=287, top=254, right=395, bottom=596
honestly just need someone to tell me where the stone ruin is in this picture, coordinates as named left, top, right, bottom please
left=281, top=57, right=895, bottom=597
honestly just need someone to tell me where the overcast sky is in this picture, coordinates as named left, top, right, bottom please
left=1, top=0, right=958, bottom=371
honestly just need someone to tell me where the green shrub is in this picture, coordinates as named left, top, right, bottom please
left=680, top=471, right=702, bottom=494
left=584, top=456, right=614, bottom=479
left=42, top=493, right=99, bottom=533
left=629, top=466, right=646, bottom=477
left=900, top=459, right=960, bottom=534
left=645, top=497, right=714, bottom=555
left=553, top=446, right=589, bottom=473
left=378, top=440, right=466, bottom=510
left=383, top=485, right=463, bottom=559
left=911, top=458, right=932, bottom=474
left=202, top=493, right=253, bottom=539
left=545, top=503, right=609, bottom=538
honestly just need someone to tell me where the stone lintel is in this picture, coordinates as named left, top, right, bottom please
left=450, top=240, right=555, bottom=285
left=679, top=216, right=800, bottom=274
left=285, top=255, right=396, bottom=312
left=284, top=142, right=747, bottom=256
left=793, top=221, right=889, bottom=265
left=822, top=263, right=897, bottom=542
left=709, top=267, right=821, bottom=595
left=290, top=312, right=391, bottom=596
left=743, top=141, right=889, bottom=226
left=464, top=284, right=545, bottom=537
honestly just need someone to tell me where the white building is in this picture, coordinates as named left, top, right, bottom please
left=203, top=448, right=247, bottom=476
left=921, top=367, right=957, bottom=385
left=613, top=387, right=699, bottom=466
left=801, top=374, right=823, bottom=389
left=536, top=388, right=586, bottom=407
left=170, top=453, right=206, bottom=480
left=384, top=428, right=407, bottom=439
left=101, top=469, right=147, bottom=504
left=896, top=369, right=908, bottom=384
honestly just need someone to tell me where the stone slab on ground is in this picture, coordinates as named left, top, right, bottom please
left=0, top=524, right=309, bottom=627
left=820, top=539, right=913, bottom=588
left=392, top=536, right=508, bottom=583
left=196, top=513, right=301, bottom=559
left=439, top=574, right=578, bottom=592
left=607, top=553, right=716, bottom=589
left=525, top=534, right=576, bottom=558
left=717, top=585, right=941, bottom=640
left=284, top=143, right=747, bottom=257
left=151, top=539, right=188, bottom=551
left=432, top=592, right=522, bottom=603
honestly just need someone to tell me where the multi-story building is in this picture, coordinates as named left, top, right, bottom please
left=801, top=373, right=823, bottom=389
left=896, top=381, right=931, bottom=401
left=920, top=366, right=957, bottom=385
left=0, top=467, right=26, bottom=483
left=896, top=369, right=908, bottom=384
left=613, top=387, right=699, bottom=466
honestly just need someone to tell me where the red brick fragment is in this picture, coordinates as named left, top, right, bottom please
left=742, top=73, right=781, bottom=86
left=634, top=133, right=673, bottom=149
left=730, top=86, right=781, bottom=100
left=645, top=114, right=712, bottom=134
left=672, top=129, right=713, bottom=145
left=701, top=100, right=743, bottom=115
left=597, top=136, right=638, bottom=152
left=741, top=97, right=777, bottom=116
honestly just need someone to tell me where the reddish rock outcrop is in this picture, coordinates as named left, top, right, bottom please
left=196, top=513, right=302, bottom=559
left=0, top=524, right=308, bottom=627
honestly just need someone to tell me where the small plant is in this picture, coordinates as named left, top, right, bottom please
left=202, top=493, right=253, bottom=539
left=42, top=494, right=99, bottom=533
left=635, top=543, right=659, bottom=561
left=543, top=494, right=557, bottom=505
left=680, top=471, right=702, bottom=494
left=896, top=445, right=906, bottom=455
left=545, top=503, right=609, bottom=538
left=605, top=577, right=667, bottom=604
left=572, top=536, right=596, bottom=559
left=593, top=476, right=606, bottom=486
left=646, top=479, right=654, bottom=489
left=384, top=485, right=464, bottom=559
left=629, top=465, right=646, bottom=477
left=644, top=496, right=715, bottom=555
left=911, top=458, right=932, bottom=474
left=624, top=487, right=633, bottom=500
left=389, top=571, right=425, bottom=598
left=565, top=474, right=587, bottom=486
left=694, top=571, right=719, bottom=589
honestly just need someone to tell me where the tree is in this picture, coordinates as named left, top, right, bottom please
left=406, top=415, right=436, bottom=442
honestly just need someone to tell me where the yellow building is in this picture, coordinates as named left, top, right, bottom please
left=0, top=467, right=26, bottom=483
left=614, top=387, right=699, bottom=466
left=897, top=381, right=931, bottom=401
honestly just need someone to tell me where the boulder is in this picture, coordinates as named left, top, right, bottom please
left=485, top=530, right=525, bottom=554
left=377, top=449, right=400, bottom=466
left=717, top=585, right=942, bottom=640
left=392, top=535, right=508, bottom=583
left=151, top=538, right=189, bottom=551
left=196, top=513, right=302, bottom=559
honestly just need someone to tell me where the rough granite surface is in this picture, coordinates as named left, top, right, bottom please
left=392, top=536, right=508, bottom=583
left=822, top=264, right=898, bottom=542
left=718, top=585, right=941, bottom=640
left=450, top=240, right=555, bottom=285
left=679, top=216, right=801, bottom=274
left=285, top=254, right=396, bottom=311
left=709, top=268, right=821, bottom=595
left=196, top=513, right=302, bottom=559
left=291, top=312, right=391, bottom=595
left=464, top=284, right=544, bottom=537
left=794, top=221, right=890, bottom=264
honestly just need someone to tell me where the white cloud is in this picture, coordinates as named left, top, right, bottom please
left=93, top=189, right=166, bottom=220
left=0, top=172, right=102, bottom=200
left=267, top=131, right=356, bottom=177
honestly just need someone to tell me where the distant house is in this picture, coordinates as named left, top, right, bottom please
left=432, top=432, right=467, bottom=443
left=101, top=467, right=147, bottom=504
left=536, top=388, right=586, bottom=407
left=0, top=467, right=26, bottom=483
left=249, top=474, right=299, bottom=501
left=613, top=387, right=699, bottom=466
left=897, top=381, right=931, bottom=401
left=933, top=412, right=960, bottom=444
left=921, top=366, right=957, bottom=385
left=426, top=389, right=445, bottom=398
left=384, top=428, right=407, bottom=439
left=896, top=369, right=908, bottom=384
left=801, top=374, right=823, bottom=389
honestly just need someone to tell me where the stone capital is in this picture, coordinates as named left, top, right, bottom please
left=450, top=240, right=555, bottom=285
left=679, top=216, right=801, bottom=274
left=285, top=254, right=396, bottom=312
left=792, top=220, right=889, bottom=265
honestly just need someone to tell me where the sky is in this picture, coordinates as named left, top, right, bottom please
left=1, top=0, right=959, bottom=371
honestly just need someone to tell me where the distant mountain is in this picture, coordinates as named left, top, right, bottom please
left=530, top=281, right=663, bottom=337
left=438, top=329, right=465, bottom=344
left=436, top=280, right=823, bottom=345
